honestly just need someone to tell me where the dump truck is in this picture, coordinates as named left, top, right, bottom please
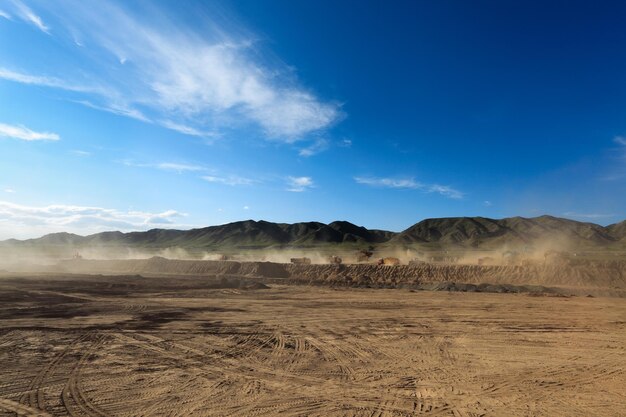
left=356, top=248, right=374, bottom=263
left=327, top=256, right=342, bottom=265
left=501, top=251, right=520, bottom=265
left=429, top=255, right=460, bottom=264
left=377, top=257, right=400, bottom=266
left=290, top=257, right=312, bottom=265
left=477, top=256, right=496, bottom=266
left=543, top=250, right=571, bottom=266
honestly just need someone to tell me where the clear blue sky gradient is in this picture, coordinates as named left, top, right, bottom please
left=1, top=0, right=625, bottom=238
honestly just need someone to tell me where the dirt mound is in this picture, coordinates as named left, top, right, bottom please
left=56, top=257, right=290, bottom=279
left=54, top=257, right=626, bottom=294
left=239, top=261, right=290, bottom=278
left=241, top=282, right=270, bottom=290
left=285, top=261, right=626, bottom=290
left=419, top=281, right=562, bottom=295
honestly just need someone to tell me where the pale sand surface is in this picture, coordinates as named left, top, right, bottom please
left=0, top=275, right=624, bottom=416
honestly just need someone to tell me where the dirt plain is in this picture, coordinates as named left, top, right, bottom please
left=0, top=273, right=625, bottom=417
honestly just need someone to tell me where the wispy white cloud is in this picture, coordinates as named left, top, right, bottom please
left=3, top=2, right=341, bottom=142
left=427, top=184, right=464, bottom=199
left=247, top=92, right=339, bottom=139
left=483, top=200, right=492, bottom=207
left=70, top=149, right=91, bottom=157
left=156, top=162, right=205, bottom=172
left=11, top=0, right=49, bottom=33
left=0, top=123, right=59, bottom=141
left=73, top=101, right=217, bottom=138
left=354, top=177, right=422, bottom=189
left=159, top=120, right=218, bottom=138
left=72, top=99, right=150, bottom=123
left=339, top=139, right=352, bottom=148
left=0, top=200, right=186, bottom=239
left=601, top=136, right=626, bottom=181
left=298, top=138, right=329, bottom=157
left=0, top=68, right=105, bottom=95
left=122, top=160, right=206, bottom=172
left=286, top=176, right=314, bottom=192
left=142, top=209, right=184, bottom=224
left=4, top=188, right=15, bottom=194
left=0, top=9, right=11, bottom=19
left=354, top=176, right=463, bottom=199
left=614, top=135, right=626, bottom=146
left=201, top=175, right=255, bottom=186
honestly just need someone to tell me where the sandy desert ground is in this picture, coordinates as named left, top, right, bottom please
left=0, top=274, right=625, bottom=417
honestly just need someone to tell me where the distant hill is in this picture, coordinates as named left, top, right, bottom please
left=607, top=220, right=626, bottom=241
left=2, top=216, right=625, bottom=250
left=391, top=215, right=619, bottom=248
left=3, top=220, right=393, bottom=250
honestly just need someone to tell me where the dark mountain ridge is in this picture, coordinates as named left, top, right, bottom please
left=391, top=215, right=621, bottom=248
left=2, top=216, right=625, bottom=250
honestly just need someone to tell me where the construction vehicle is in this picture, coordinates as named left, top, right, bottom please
left=501, top=250, right=520, bottom=265
left=327, top=256, right=342, bottom=265
left=356, top=247, right=375, bottom=263
left=477, top=256, right=496, bottom=266
left=290, top=257, right=312, bottom=265
left=429, top=255, right=460, bottom=264
left=377, top=257, right=400, bottom=266
left=543, top=250, right=571, bottom=266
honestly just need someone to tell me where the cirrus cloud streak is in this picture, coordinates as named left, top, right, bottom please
left=286, top=176, right=314, bottom=192
left=0, top=1, right=341, bottom=141
left=0, top=122, right=59, bottom=141
left=0, top=200, right=186, bottom=239
left=354, top=176, right=463, bottom=199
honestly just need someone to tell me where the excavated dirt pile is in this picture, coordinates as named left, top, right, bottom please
left=285, top=261, right=626, bottom=289
left=58, top=257, right=290, bottom=278
left=55, top=257, right=626, bottom=294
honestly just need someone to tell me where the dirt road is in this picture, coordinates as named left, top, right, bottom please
left=0, top=275, right=624, bottom=416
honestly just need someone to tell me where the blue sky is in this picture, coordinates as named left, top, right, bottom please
left=1, top=0, right=625, bottom=239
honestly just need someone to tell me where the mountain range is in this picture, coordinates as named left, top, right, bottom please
left=0, top=216, right=626, bottom=249
left=2, top=215, right=625, bottom=250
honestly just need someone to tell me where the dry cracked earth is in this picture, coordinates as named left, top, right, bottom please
left=0, top=274, right=624, bottom=417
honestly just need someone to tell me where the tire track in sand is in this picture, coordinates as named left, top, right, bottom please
left=0, top=398, right=53, bottom=416
left=60, top=333, right=110, bottom=417
left=19, top=333, right=92, bottom=413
